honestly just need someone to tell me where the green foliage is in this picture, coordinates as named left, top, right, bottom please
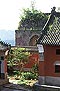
left=18, top=7, right=48, bottom=30
left=11, top=71, right=38, bottom=80
left=31, top=64, right=38, bottom=73
left=13, top=71, right=20, bottom=75
left=12, top=48, right=29, bottom=63
left=8, top=47, right=29, bottom=64
left=17, top=79, right=28, bottom=85
left=21, top=72, right=38, bottom=80
left=49, top=17, right=60, bottom=32
left=8, top=47, right=30, bottom=72
left=7, top=49, right=14, bottom=67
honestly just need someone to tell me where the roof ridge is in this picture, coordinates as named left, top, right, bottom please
left=37, top=7, right=57, bottom=44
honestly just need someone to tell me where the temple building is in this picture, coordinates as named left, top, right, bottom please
left=37, top=7, right=60, bottom=86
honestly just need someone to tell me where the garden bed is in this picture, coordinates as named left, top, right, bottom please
left=8, top=71, right=38, bottom=88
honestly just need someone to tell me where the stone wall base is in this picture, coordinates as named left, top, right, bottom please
left=38, top=76, right=45, bottom=84
left=0, top=79, right=9, bottom=85
left=33, top=83, right=60, bottom=91
left=39, top=76, right=60, bottom=86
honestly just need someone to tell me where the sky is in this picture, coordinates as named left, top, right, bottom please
left=0, top=0, right=60, bottom=30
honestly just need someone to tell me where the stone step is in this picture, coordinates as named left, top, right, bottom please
left=33, top=83, right=60, bottom=91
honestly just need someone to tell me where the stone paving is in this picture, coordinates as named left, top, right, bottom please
left=0, top=83, right=32, bottom=91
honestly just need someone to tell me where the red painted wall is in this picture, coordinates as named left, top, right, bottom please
left=39, top=45, right=60, bottom=77
left=38, top=61, right=45, bottom=76
left=24, top=53, right=39, bottom=68
left=12, top=53, right=39, bottom=71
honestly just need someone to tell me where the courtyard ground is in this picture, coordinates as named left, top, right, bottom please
left=0, top=83, right=32, bottom=91
left=0, top=77, right=38, bottom=91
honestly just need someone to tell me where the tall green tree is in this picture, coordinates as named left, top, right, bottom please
left=18, top=4, right=48, bottom=30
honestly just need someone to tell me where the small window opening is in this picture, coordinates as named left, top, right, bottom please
left=55, top=65, right=60, bottom=73
left=56, top=49, right=60, bottom=55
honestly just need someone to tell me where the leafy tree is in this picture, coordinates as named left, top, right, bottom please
left=8, top=47, right=30, bottom=72
left=18, top=5, right=48, bottom=30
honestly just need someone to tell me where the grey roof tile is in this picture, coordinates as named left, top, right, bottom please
left=37, top=7, right=60, bottom=46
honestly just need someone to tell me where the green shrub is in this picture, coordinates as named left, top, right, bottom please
left=18, top=79, right=28, bottom=85
left=13, top=71, right=20, bottom=75
left=21, top=72, right=38, bottom=80
left=31, top=64, right=38, bottom=73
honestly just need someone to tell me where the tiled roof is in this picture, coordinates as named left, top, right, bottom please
left=0, top=41, right=11, bottom=50
left=37, top=7, right=60, bottom=46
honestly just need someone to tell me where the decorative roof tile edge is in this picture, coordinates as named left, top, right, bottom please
left=0, top=41, right=11, bottom=48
